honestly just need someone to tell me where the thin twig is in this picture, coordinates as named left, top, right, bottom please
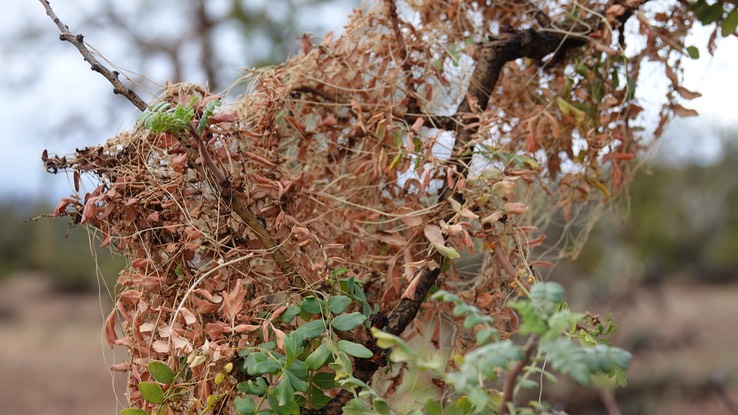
left=500, top=334, right=540, bottom=415
left=384, top=0, right=418, bottom=114
left=39, top=0, right=148, bottom=111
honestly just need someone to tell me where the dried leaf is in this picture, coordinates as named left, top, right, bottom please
left=104, top=309, right=118, bottom=348
left=672, top=104, right=699, bottom=117
left=423, top=224, right=460, bottom=259
left=675, top=86, right=702, bottom=100
left=221, top=279, right=246, bottom=322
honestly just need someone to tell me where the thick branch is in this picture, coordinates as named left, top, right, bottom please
left=453, top=29, right=586, bottom=170
left=39, top=0, right=148, bottom=111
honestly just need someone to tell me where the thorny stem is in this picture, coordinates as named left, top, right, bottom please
left=39, top=0, right=148, bottom=111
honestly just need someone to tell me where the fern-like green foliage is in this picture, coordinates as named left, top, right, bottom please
left=197, top=99, right=222, bottom=135
left=353, top=282, right=632, bottom=414
left=136, top=97, right=198, bottom=134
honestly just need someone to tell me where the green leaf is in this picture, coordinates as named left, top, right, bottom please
left=556, top=97, right=586, bottom=124
left=546, top=310, right=583, bottom=338
left=270, top=379, right=297, bottom=412
left=337, top=340, right=374, bottom=358
left=530, top=282, right=565, bottom=306
left=372, top=398, right=392, bottom=414
left=626, top=76, right=636, bottom=101
left=452, top=303, right=479, bottom=317
left=475, top=327, right=499, bottom=345
left=284, top=333, right=304, bottom=360
left=312, top=371, right=337, bottom=390
left=722, top=8, right=738, bottom=36
left=288, top=358, right=308, bottom=378
left=331, top=312, right=367, bottom=331
left=138, top=381, right=165, bottom=404
left=285, top=368, right=309, bottom=392
left=371, top=328, right=414, bottom=363
left=424, top=399, right=443, bottom=415
left=249, top=360, right=282, bottom=376
left=305, top=343, right=331, bottom=370
left=431, top=290, right=460, bottom=303
left=237, top=377, right=269, bottom=396
left=147, top=361, right=175, bottom=384
left=234, top=396, right=256, bottom=414
left=307, top=385, right=332, bottom=409
left=121, top=409, right=149, bottom=415
left=197, top=99, right=222, bottom=135
left=294, top=319, right=326, bottom=339
left=338, top=377, right=370, bottom=389
left=327, top=295, right=352, bottom=314
left=300, top=297, right=322, bottom=315
left=686, top=45, right=700, bottom=59
left=342, top=398, right=372, bottom=415
left=280, top=305, right=302, bottom=323
left=695, top=1, right=725, bottom=24
left=330, top=266, right=349, bottom=277
left=509, top=301, right=548, bottom=335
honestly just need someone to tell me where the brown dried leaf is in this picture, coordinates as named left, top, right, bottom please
left=221, top=279, right=246, bottom=322
left=675, top=86, right=702, bottom=100
left=672, top=104, right=699, bottom=117
left=104, top=309, right=118, bottom=348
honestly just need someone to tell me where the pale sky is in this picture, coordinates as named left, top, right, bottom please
left=0, top=2, right=736, bottom=203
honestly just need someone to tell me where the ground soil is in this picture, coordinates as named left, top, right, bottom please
left=0, top=272, right=126, bottom=415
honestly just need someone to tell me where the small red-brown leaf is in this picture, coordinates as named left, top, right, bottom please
left=675, top=86, right=702, bottom=100
left=672, top=104, right=699, bottom=117
left=104, top=309, right=118, bottom=348
left=234, top=324, right=260, bottom=333
left=110, top=362, right=130, bottom=372
left=301, top=33, right=313, bottom=54
left=220, top=279, right=246, bottom=322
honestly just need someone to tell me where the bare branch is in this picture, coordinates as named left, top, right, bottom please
left=38, top=0, right=149, bottom=111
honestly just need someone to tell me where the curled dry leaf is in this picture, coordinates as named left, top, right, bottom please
left=492, top=180, right=516, bottom=196
left=481, top=210, right=504, bottom=225
left=110, top=362, right=130, bottom=372
left=104, top=308, right=118, bottom=348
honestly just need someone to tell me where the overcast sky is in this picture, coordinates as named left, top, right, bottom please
left=0, top=2, right=736, bottom=203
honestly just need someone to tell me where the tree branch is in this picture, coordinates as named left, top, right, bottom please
left=183, top=126, right=303, bottom=287
left=500, top=334, right=540, bottom=415
left=39, top=0, right=149, bottom=111
left=384, top=0, right=418, bottom=115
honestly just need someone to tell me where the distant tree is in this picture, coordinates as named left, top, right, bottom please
left=41, top=0, right=737, bottom=414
